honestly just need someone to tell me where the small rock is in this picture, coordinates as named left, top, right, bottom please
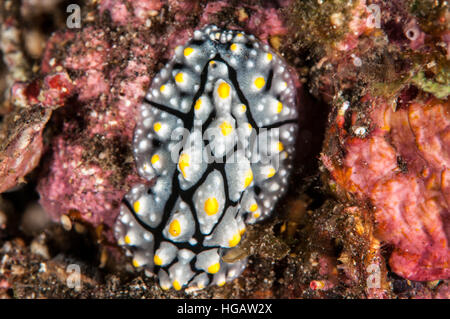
left=21, top=202, right=52, bottom=235
left=60, top=214, right=72, bottom=231
left=0, top=210, right=7, bottom=230
left=39, top=263, right=47, bottom=273
left=30, top=237, right=50, bottom=260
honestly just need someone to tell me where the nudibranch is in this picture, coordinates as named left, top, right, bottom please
left=114, top=25, right=298, bottom=290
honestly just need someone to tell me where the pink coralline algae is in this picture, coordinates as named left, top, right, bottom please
left=322, top=95, right=450, bottom=281
left=99, top=0, right=163, bottom=26
left=291, top=0, right=450, bottom=283
left=333, top=0, right=375, bottom=52
left=199, top=1, right=288, bottom=41
left=36, top=18, right=154, bottom=236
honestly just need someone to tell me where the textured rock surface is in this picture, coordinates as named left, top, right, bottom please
left=301, top=0, right=450, bottom=281
left=0, top=0, right=449, bottom=298
left=322, top=96, right=449, bottom=281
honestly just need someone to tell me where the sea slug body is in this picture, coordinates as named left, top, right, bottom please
left=114, top=25, right=298, bottom=290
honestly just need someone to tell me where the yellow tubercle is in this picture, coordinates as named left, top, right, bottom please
left=244, top=170, right=253, bottom=188
left=175, top=72, right=184, bottom=83
left=173, top=280, right=182, bottom=291
left=184, top=47, right=194, bottom=56
left=249, top=203, right=258, bottom=212
left=153, top=122, right=162, bottom=132
left=267, top=167, right=276, bottom=178
left=220, top=121, right=233, bottom=136
left=228, top=233, right=241, bottom=247
left=254, top=77, right=265, bottom=90
left=154, top=255, right=163, bottom=266
left=194, top=98, right=202, bottom=110
left=133, top=200, right=140, bottom=213
left=218, top=82, right=231, bottom=99
left=178, top=153, right=190, bottom=178
left=169, top=219, right=181, bottom=237
left=276, top=101, right=283, bottom=113
left=204, top=197, right=219, bottom=216
left=159, top=84, right=166, bottom=93
left=278, top=142, right=284, bottom=152
left=132, top=258, right=140, bottom=268
left=124, top=235, right=131, bottom=244
left=151, top=154, right=160, bottom=165
left=266, top=53, right=273, bottom=61
left=230, top=43, right=237, bottom=52
left=207, top=262, right=220, bottom=274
